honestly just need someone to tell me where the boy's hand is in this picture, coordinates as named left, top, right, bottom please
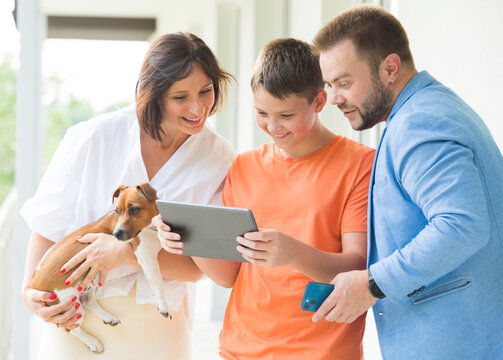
left=236, top=229, right=299, bottom=266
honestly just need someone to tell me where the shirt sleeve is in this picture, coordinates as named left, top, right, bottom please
left=222, top=160, right=237, bottom=208
left=340, top=149, right=375, bottom=234
left=371, top=116, right=490, bottom=303
left=19, top=126, right=87, bottom=241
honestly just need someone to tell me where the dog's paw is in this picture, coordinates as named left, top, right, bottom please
left=77, top=333, right=103, bottom=353
left=87, top=339, right=104, bottom=353
left=103, top=318, right=121, bottom=326
left=158, top=308, right=172, bottom=319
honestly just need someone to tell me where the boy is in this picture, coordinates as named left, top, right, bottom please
left=155, top=38, right=375, bottom=359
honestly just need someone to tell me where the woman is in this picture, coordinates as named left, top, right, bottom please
left=20, top=32, right=235, bottom=359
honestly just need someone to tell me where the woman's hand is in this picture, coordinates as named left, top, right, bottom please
left=151, top=215, right=184, bottom=255
left=22, top=287, right=81, bottom=330
left=60, top=233, right=132, bottom=290
left=236, top=229, right=300, bottom=266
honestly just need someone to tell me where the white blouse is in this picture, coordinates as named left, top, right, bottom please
left=20, top=104, right=236, bottom=314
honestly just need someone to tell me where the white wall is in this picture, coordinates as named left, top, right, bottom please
left=395, top=0, right=503, bottom=151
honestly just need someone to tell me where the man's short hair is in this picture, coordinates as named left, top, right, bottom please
left=313, top=5, right=414, bottom=75
left=250, top=38, right=324, bottom=103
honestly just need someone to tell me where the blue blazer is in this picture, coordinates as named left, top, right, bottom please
left=368, top=71, right=503, bottom=359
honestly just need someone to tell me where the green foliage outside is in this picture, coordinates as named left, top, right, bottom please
left=0, top=56, right=130, bottom=204
left=0, top=57, right=16, bottom=204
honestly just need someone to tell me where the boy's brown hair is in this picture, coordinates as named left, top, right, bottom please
left=250, top=38, right=324, bottom=103
left=313, top=5, right=414, bottom=76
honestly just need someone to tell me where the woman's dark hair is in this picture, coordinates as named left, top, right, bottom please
left=135, top=32, right=233, bottom=141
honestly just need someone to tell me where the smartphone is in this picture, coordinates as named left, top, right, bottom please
left=301, top=282, right=334, bottom=312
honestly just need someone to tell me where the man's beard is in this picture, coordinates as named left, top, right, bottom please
left=357, top=75, right=394, bottom=131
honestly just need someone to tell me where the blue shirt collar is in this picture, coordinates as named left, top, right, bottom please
left=388, top=70, right=436, bottom=123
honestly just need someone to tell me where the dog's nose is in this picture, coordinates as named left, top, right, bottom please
left=113, top=228, right=124, bottom=239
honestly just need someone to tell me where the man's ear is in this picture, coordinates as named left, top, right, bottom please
left=314, top=89, right=328, bottom=113
left=112, top=185, right=129, bottom=203
left=381, top=53, right=401, bottom=84
left=137, top=183, right=157, bottom=201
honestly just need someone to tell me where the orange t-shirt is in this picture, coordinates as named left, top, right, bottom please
left=219, top=136, right=375, bottom=360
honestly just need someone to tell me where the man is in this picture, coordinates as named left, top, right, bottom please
left=312, top=5, right=503, bottom=359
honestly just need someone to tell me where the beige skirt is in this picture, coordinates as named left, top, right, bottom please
left=31, top=285, right=191, bottom=360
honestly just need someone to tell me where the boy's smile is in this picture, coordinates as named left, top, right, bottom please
left=253, top=86, right=332, bottom=159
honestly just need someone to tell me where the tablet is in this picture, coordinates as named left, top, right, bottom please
left=156, top=200, right=258, bottom=262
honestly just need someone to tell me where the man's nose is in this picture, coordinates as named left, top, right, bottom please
left=330, top=89, right=345, bottom=105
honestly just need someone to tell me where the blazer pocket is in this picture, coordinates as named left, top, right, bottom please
left=411, top=278, right=472, bottom=305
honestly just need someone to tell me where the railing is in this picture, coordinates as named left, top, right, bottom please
left=0, top=188, right=16, bottom=360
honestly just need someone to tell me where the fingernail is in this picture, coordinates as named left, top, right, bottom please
left=76, top=314, right=82, bottom=319
left=99, top=283, right=102, bottom=287
left=60, top=268, right=66, bottom=274
left=78, top=287, right=83, bottom=292
left=76, top=235, right=83, bottom=239
left=49, top=294, right=57, bottom=300
left=65, top=281, right=71, bottom=286
left=75, top=303, right=80, bottom=310
left=71, top=296, right=77, bottom=302
left=74, top=324, right=80, bottom=328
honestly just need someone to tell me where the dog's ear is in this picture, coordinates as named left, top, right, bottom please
left=112, top=185, right=129, bottom=203
left=137, top=183, right=157, bottom=201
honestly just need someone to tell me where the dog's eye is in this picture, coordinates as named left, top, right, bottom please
left=129, top=207, right=140, bottom=215
left=114, top=209, right=119, bottom=216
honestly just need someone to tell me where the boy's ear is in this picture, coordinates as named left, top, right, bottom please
left=314, top=89, right=327, bottom=113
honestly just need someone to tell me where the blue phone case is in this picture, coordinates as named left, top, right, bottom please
left=301, top=282, right=334, bottom=312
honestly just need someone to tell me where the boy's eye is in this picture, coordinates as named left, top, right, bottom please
left=257, top=111, right=267, bottom=117
left=281, top=114, right=294, bottom=119
left=129, top=207, right=140, bottom=215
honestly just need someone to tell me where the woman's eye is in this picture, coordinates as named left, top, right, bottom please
left=200, top=88, right=213, bottom=95
left=173, top=96, right=186, bottom=101
left=129, top=207, right=140, bottom=215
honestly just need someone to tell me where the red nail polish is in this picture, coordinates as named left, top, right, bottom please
left=76, top=314, right=82, bottom=319
left=75, top=303, right=80, bottom=310
left=78, top=287, right=83, bottom=292
left=75, top=324, right=80, bottom=328
left=65, top=281, right=71, bottom=286
left=60, top=268, right=66, bottom=274
left=76, top=235, right=83, bottom=239
left=71, top=296, right=77, bottom=302
left=99, top=283, right=102, bottom=287
left=49, top=294, right=57, bottom=300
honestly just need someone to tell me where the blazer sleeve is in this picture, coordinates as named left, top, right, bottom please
left=370, top=114, right=490, bottom=303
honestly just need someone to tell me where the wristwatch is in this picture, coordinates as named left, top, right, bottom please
left=368, top=268, right=386, bottom=299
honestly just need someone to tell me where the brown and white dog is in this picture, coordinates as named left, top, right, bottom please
left=30, top=183, right=169, bottom=353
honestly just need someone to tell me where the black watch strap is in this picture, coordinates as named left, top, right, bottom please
left=368, top=268, right=385, bottom=299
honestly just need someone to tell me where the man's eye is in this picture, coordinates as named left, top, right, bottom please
left=129, top=207, right=140, bottom=215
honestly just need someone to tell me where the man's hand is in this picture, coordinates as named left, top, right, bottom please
left=312, top=269, right=378, bottom=323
